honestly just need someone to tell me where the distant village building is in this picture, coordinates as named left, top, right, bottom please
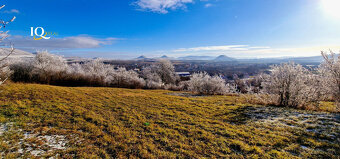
left=176, top=72, right=191, bottom=77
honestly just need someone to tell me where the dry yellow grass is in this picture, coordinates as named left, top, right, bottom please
left=0, top=83, right=339, bottom=158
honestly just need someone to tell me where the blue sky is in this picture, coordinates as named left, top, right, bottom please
left=2, top=0, right=340, bottom=59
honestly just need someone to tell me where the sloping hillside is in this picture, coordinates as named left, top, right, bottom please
left=0, top=48, right=34, bottom=58
left=0, top=83, right=339, bottom=158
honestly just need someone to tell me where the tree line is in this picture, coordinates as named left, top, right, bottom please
left=1, top=51, right=339, bottom=111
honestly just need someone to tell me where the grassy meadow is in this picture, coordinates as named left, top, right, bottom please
left=0, top=83, right=339, bottom=158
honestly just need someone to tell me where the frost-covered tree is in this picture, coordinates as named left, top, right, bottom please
left=0, top=4, right=15, bottom=85
left=187, top=72, right=235, bottom=95
left=143, top=59, right=178, bottom=86
left=32, top=51, right=68, bottom=84
left=75, top=59, right=112, bottom=86
left=155, top=59, right=179, bottom=84
left=319, top=51, right=340, bottom=110
left=141, top=66, right=162, bottom=89
left=141, top=59, right=178, bottom=89
left=261, top=62, right=320, bottom=107
left=107, top=67, right=145, bottom=88
left=82, top=59, right=110, bottom=77
left=33, top=51, right=68, bottom=73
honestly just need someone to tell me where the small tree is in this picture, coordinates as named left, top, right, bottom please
left=261, top=62, right=319, bottom=107
left=141, top=66, right=162, bottom=89
left=145, top=59, right=178, bottom=84
left=0, top=4, right=15, bottom=85
left=156, top=59, right=179, bottom=84
left=141, top=59, right=178, bottom=89
left=81, top=59, right=112, bottom=86
left=32, top=51, right=68, bottom=84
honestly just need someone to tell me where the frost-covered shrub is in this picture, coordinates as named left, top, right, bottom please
left=79, top=59, right=111, bottom=86
left=318, top=51, right=340, bottom=110
left=238, top=75, right=264, bottom=94
left=10, top=52, right=68, bottom=85
left=141, top=66, right=163, bottom=89
left=142, top=60, right=179, bottom=88
left=31, top=51, right=68, bottom=84
left=233, top=74, right=249, bottom=93
left=107, top=67, right=145, bottom=89
left=261, top=62, right=322, bottom=108
left=33, top=51, right=68, bottom=73
left=64, top=59, right=146, bottom=88
left=11, top=55, right=146, bottom=88
left=187, top=72, right=234, bottom=95
left=155, top=59, right=179, bottom=84
left=164, top=83, right=185, bottom=91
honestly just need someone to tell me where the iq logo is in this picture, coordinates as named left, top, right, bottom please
left=30, top=27, right=58, bottom=40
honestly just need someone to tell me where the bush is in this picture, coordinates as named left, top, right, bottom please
left=187, top=72, right=235, bottom=95
left=261, top=62, right=322, bottom=108
left=30, top=51, right=68, bottom=84
left=141, top=59, right=179, bottom=89
left=9, top=52, right=146, bottom=88
left=164, top=83, right=184, bottom=91
left=106, top=67, right=145, bottom=89
left=318, top=51, right=340, bottom=110
left=9, top=60, right=33, bottom=83
left=141, top=66, right=163, bottom=89
left=154, top=59, right=179, bottom=85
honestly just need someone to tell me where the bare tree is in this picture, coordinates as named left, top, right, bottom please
left=0, top=4, right=15, bottom=85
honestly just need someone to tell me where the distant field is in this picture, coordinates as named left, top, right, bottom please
left=0, top=83, right=339, bottom=158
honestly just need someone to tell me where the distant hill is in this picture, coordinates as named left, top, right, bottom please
left=137, top=55, right=147, bottom=59
left=131, top=54, right=326, bottom=64
left=214, top=55, right=236, bottom=62
left=135, top=55, right=156, bottom=61
left=135, top=55, right=149, bottom=60
left=0, top=48, right=34, bottom=58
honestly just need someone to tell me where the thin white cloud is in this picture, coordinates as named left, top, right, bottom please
left=248, top=46, right=271, bottom=49
left=168, top=45, right=340, bottom=58
left=204, top=3, right=212, bottom=8
left=133, top=0, right=194, bottom=14
left=4, top=9, right=19, bottom=14
left=173, top=45, right=250, bottom=52
left=7, top=35, right=118, bottom=51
